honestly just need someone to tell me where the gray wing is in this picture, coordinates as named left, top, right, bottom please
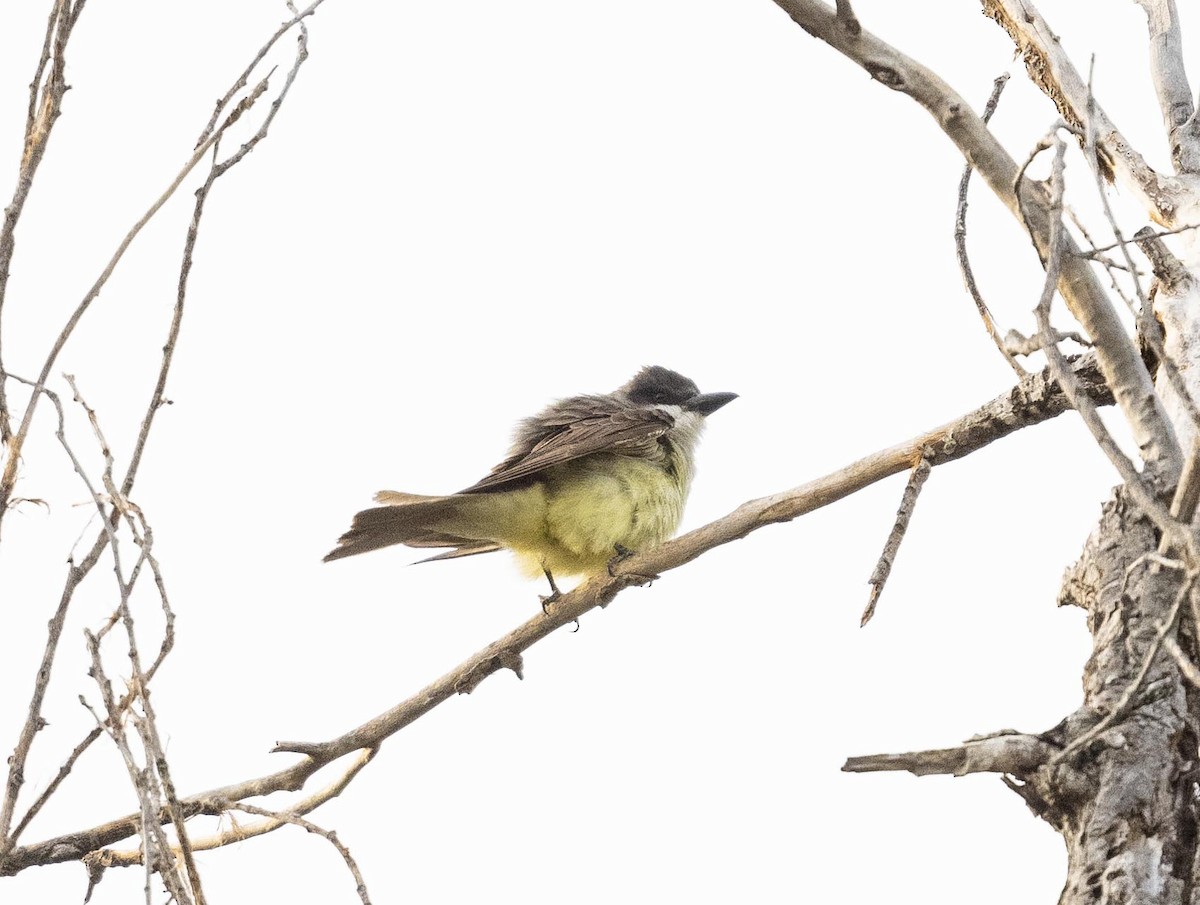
left=459, top=394, right=674, bottom=493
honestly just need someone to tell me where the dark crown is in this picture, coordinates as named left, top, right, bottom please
left=622, top=366, right=700, bottom=406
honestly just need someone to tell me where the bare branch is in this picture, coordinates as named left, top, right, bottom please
left=8, top=726, right=101, bottom=848
left=844, top=732, right=1064, bottom=778
left=196, top=0, right=327, bottom=147
left=0, top=376, right=122, bottom=861
left=0, top=7, right=318, bottom=868
left=0, top=372, right=179, bottom=860
left=82, top=633, right=195, bottom=905
left=773, top=0, right=1181, bottom=497
left=1133, top=0, right=1200, bottom=174
left=861, top=454, right=931, bottom=626
left=89, top=749, right=374, bottom=870
left=983, top=0, right=1178, bottom=218
left=0, top=86, right=252, bottom=522
left=0, top=1, right=321, bottom=528
left=208, top=803, right=371, bottom=905
left=0, top=0, right=85, bottom=445
left=1, top=352, right=1117, bottom=873
left=125, top=5, right=314, bottom=495
left=48, top=376, right=200, bottom=901
left=955, top=73, right=1026, bottom=377
left=1084, top=222, right=1200, bottom=256
left=1076, top=63, right=1200, bottom=457
left=1026, top=133, right=1181, bottom=545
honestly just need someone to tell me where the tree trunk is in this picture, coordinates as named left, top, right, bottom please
left=1050, top=491, right=1196, bottom=903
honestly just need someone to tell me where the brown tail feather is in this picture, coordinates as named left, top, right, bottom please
left=323, top=492, right=512, bottom=563
left=325, top=484, right=541, bottom=564
left=323, top=493, right=463, bottom=562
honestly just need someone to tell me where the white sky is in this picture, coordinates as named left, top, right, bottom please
left=0, top=1, right=1188, bottom=902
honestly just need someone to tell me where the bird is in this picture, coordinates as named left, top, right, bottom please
left=323, top=365, right=736, bottom=595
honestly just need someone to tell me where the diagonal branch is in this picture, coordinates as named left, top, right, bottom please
left=0, top=352, right=1115, bottom=874
left=773, top=0, right=1181, bottom=488
left=0, top=83, right=256, bottom=525
left=0, top=0, right=325, bottom=529
left=0, top=1, right=85, bottom=446
left=861, top=454, right=931, bottom=626
left=983, top=0, right=1177, bottom=216
left=1027, top=132, right=1180, bottom=544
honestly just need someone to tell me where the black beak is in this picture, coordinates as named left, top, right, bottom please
left=685, top=391, right=738, bottom=416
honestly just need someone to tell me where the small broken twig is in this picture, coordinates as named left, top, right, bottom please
left=862, top=454, right=931, bottom=626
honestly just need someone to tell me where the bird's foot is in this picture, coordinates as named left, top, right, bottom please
left=608, top=545, right=659, bottom=586
left=607, top=544, right=635, bottom=575
left=540, top=567, right=562, bottom=614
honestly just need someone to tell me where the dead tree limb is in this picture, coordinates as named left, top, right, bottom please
left=0, top=351, right=1114, bottom=874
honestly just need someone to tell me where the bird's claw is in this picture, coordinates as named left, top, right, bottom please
left=608, top=544, right=635, bottom=577
left=608, top=544, right=659, bottom=586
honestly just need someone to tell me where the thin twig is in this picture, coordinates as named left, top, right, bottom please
left=0, top=81, right=262, bottom=522
left=81, top=640, right=190, bottom=905
left=0, top=378, right=120, bottom=856
left=196, top=0, right=327, bottom=146
left=88, top=748, right=374, bottom=875
left=213, top=802, right=371, bottom=905
left=0, top=373, right=109, bottom=857
left=0, top=0, right=84, bottom=448
left=1083, top=222, right=1200, bottom=256
left=0, top=8, right=317, bottom=865
left=954, top=73, right=1024, bottom=377
left=57, top=376, right=199, bottom=900
left=1024, top=131, right=1183, bottom=548
left=862, top=454, right=931, bottom=626
left=1067, top=209, right=1142, bottom=316
left=1083, top=59, right=1200, bottom=438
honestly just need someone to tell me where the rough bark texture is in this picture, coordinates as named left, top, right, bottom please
left=1048, top=492, right=1194, bottom=904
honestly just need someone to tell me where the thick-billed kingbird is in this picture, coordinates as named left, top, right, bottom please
left=324, top=366, right=736, bottom=592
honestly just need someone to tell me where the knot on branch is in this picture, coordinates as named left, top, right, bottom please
left=865, top=63, right=903, bottom=88
left=455, top=648, right=524, bottom=695
left=1134, top=226, right=1193, bottom=295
